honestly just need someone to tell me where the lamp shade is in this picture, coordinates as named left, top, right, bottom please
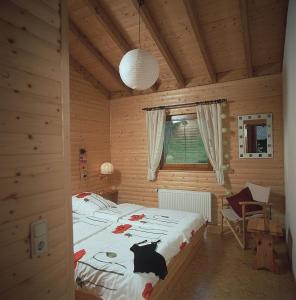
left=119, top=49, right=159, bottom=90
left=100, top=162, right=114, bottom=175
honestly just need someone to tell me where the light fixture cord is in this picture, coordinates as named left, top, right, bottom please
left=138, top=0, right=142, bottom=49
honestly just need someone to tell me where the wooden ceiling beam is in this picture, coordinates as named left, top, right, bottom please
left=131, top=0, right=185, bottom=88
left=183, top=0, right=216, bottom=83
left=70, top=56, right=110, bottom=99
left=69, top=19, right=131, bottom=93
left=84, top=0, right=130, bottom=53
left=239, top=0, right=253, bottom=77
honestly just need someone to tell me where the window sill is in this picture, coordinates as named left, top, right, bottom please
left=159, top=169, right=215, bottom=173
left=159, top=169, right=234, bottom=174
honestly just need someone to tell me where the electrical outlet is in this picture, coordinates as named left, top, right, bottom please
left=30, top=219, right=48, bottom=257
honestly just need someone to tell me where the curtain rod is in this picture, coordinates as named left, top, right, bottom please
left=142, top=98, right=227, bottom=111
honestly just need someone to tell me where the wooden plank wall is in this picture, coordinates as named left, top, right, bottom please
left=0, top=1, right=74, bottom=299
left=70, top=67, right=110, bottom=194
left=110, top=74, right=284, bottom=224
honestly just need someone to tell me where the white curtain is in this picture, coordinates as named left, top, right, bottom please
left=196, top=103, right=224, bottom=185
left=146, top=110, right=166, bottom=181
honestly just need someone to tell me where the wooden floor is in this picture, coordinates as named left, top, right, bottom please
left=169, top=230, right=296, bottom=300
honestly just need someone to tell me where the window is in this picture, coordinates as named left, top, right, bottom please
left=161, top=114, right=212, bottom=171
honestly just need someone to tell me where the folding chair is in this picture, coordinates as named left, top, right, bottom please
left=221, top=182, right=271, bottom=249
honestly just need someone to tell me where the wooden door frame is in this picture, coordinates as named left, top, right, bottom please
left=61, top=1, right=75, bottom=298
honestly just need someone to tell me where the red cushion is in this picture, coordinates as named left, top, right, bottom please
left=226, top=187, right=262, bottom=217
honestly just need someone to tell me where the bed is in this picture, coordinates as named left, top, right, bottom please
left=72, top=192, right=206, bottom=300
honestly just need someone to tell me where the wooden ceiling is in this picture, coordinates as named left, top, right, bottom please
left=68, top=0, right=288, bottom=99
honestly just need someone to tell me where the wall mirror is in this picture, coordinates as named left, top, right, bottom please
left=238, top=113, right=273, bottom=159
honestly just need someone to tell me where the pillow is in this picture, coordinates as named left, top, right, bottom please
left=72, top=192, right=117, bottom=214
left=226, top=187, right=262, bottom=217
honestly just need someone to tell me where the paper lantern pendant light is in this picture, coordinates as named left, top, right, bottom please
left=118, top=0, right=159, bottom=90
left=119, top=49, right=159, bottom=90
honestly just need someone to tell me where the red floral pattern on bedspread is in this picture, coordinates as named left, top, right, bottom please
left=179, top=241, right=187, bottom=250
left=142, top=282, right=153, bottom=299
left=76, top=192, right=92, bottom=198
left=112, top=224, right=132, bottom=234
left=74, top=249, right=86, bottom=269
left=129, top=214, right=145, bottom=221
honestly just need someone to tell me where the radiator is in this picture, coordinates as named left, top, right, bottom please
left=158, top=189, right=212, bottom=222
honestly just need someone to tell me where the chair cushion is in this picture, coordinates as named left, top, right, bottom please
left=226, top=187, right=262, bottom=217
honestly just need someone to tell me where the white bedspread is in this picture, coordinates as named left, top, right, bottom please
left=73, top=212, right=113, bottom=245
left=73, top=203, right=205, bottom=300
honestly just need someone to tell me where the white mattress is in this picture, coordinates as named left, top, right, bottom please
left=73, top=203, right=205, bottom=300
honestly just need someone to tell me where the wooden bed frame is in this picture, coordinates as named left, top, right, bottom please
left=75, top=224, right=206, bottom=300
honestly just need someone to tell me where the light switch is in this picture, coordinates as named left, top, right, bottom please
left=30, top=219, right=48, bottom=257
left=33, top=220, right=47, bottom=237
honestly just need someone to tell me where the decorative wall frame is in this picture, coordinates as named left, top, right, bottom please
left=238, top=113, right=273, bottom=159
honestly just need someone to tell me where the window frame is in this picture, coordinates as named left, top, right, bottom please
left=160, top=113, right=213, bottom=172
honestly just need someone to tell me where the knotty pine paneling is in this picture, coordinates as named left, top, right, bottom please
left=0, top=1, right=74, bottom=299
left=110, top=74, right=284, bottom=224
left=70, top=66, right=111, bottom=194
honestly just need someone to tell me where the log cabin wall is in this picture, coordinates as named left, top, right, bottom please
left=70, top=67, right=111, bottom=194
left=110, top=74, right=284, bottom=224
left=0, top=1, right=74, bottom=299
